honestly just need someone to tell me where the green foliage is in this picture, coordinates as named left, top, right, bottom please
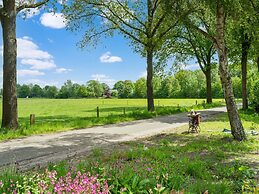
left=86, top=80, right=104, bottom=98
left=134, top=78, right=147, bottom=98
left=0, top=118, right=259, bottom=194
left=232, top=77, right=242, bottom=98
left=113, top=80, right=134, bottom=98
left=1, top=111, right=258, bottom=193
left=249, top=73, right=259, bottom=111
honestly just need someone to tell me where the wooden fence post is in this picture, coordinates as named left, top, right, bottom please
left=30, top=114, right=35, bottom=125
left=123, top=107, right=126, bottom=115
left=97, top=106, right=99, bottom=118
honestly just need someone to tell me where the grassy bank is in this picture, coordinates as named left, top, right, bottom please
left=0, top=98, right=224, bottom=141
left=0, top=111, right=258, bottom=193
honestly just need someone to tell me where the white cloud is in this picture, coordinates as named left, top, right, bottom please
left=139, top=71, right=147, bottom=78
left=17, top=37, right=53, bottom=60
left=100, top=52, right=122, bottom=63
left=15, top=36, right=57, bottom=71
left=0, top=36, right=62, bottom=77
left=18, top=70, right=45, bottom=76
left=91, top=74, right=116, bottom=86
left=40, top=13, right=67, bottom=29
left=20, top=79, right=60, bottom=87
left=56, top=68, right=72, bottom=74
left=21, top=59, right=56, bottom=70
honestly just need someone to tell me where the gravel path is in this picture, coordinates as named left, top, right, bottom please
left=0, top=107, right=226, bottom=171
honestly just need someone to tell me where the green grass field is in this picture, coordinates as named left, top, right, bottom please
left=10, top=98, right=222, bottom=118
left=0, top=98, right=225, bottom=140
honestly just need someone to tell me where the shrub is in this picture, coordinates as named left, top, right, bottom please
left=0, top=170, right=109, bottom=194
left=249, top=78, right=259, bottom=112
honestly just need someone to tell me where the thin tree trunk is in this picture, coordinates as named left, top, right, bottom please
left=216, top=0, right=246, bottom=141
left=146, top=49, right=155, bottom=111
left=1, top=0, right=18, bottom=129
left=205, top=67, right=212, bottom=104
left=241, top=33, right=250, bottom=110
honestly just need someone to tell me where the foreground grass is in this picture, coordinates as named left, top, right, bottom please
left=0, top=112, right=258, bottom=193
left=0, top=98, right=224, bottom=141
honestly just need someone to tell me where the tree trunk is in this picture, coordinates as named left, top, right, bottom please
left=205, top=66, right=212, bottom=104
left=216, top=0, right=246, bottom=141
left=241, top=33, right=250, bottom=110
left=146, top=49, right=155, bottom=111
left=1, top=0, right=19, bottom=129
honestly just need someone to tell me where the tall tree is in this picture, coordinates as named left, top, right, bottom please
left=186, top=0, right=246, bottom=140
left=173, top=26, right=216, bottom=103
left=227, top=1, right=259, bottom=110
left=0, top=0, right=48, bottom=129
left=63, top=0, right=192, bottom=111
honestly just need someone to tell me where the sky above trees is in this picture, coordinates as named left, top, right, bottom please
left=0, top=7, right=198, bottom=88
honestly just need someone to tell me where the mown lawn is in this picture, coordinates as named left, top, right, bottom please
left=0, top=112, right=258, bottom=193
left=0, top=98, right=224, bottom=141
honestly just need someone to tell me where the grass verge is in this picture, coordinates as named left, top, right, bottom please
left=0, top=111, right=258, bottom=193
left=0, top=101, right=223, bottom=141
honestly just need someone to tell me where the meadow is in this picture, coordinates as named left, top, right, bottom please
left=0, top=98, right=224, bottom=141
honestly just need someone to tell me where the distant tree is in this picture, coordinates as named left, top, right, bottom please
left=211, top=67, right=223, bottom=98
left=175, top=70, right=198, bottom=98
left=43, top=86, right=58, bottom=98
left=111, top=90, right=118, bottom=98
left=71, top=83, right=81, bottom=98
left=113, top=81, right=125, bottom=98
left=31, top=84, right=43, bottom=98
left=101, top=83, right=110, bottom=91
left=86, top=80, right=104, bottom=98
left=153, top=76, right=162, bottom=98
left=134, top=78, right=147, bottom=98
left=58, top=80, right=74, bottom=98
left=76, top=85, right=88, bottom=98
left=122, top=80, right=134, bottom=98
left=113, top=80, right=134, bottom=98
left=232, top=77, right=242, bottom=98
left=17, top=84, right=31, bottom=98
left=0, top=0, right=49, bottom=129
left=249, top=72, right=259, bottom=112
left=101, top=83, right=111, bottom=98
left=157, top=76, right=180, bottom=98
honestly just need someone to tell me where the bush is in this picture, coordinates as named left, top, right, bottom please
left=0, top=170, right=109, bottom=194
left=249, top=77, right=259, bottom=112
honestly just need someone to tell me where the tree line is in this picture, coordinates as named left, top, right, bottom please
left=1, top=0, right=259, bottom=141
left=12, top=66, right=259, bottom=101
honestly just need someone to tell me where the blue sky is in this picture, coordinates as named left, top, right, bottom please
left=0, top=8, right=199, bottom=88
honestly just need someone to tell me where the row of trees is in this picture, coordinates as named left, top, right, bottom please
left=1, top=0, right=258, bottom=141
left=14, top=65, right=259, bottom=99
left=62, top=0, right=259, bottom=141
left=16, top=80, right=109, bottom=99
